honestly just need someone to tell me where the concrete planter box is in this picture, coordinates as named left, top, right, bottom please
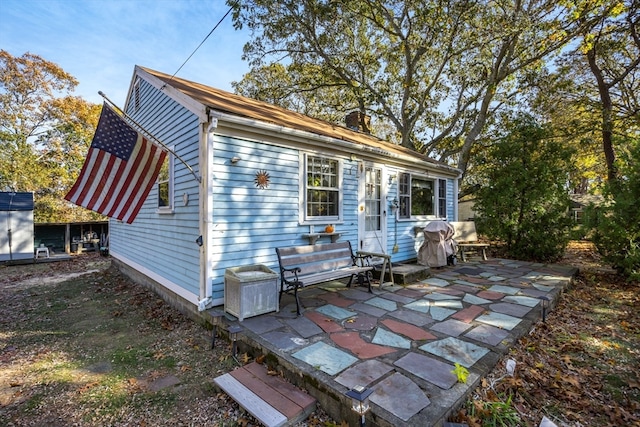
left=224, top=264, right=279, bottom=321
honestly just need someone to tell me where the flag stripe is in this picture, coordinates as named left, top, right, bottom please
left=65, top=104, right=167, bottom=224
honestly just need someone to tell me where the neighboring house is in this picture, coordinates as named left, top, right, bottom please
left=109, top=66, right=461, bottom=318
left=569, top=194, right=604, bottom=223
left=0, top=192, right=34, bottom=262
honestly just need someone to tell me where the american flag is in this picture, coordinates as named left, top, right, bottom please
left=65, top=104, right=167, bottom=224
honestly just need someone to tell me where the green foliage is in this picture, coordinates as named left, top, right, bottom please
left=452, top=362, right=469, bottom=384
left=588, top=138, right=640, bottom=280
left=475, top=113, right=573, bottom=262
left=467, top=394, right=521, bottom=427
left=0, top=50, right=102, bottom=222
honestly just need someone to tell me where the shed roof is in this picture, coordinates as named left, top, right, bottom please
left=0, top=192, right=33, bottom=211
left=138, top=66, right=459, bottom=175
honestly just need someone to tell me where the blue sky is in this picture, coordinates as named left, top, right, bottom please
left=1, top=0, right=250, bottom=107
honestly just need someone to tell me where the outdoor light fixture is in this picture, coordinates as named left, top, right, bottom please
left=209, top=309, right=224, bottom=350
left=230, top=156, right=241, bottom=164
left=538, top=296, right=550, bottom=322
left=227, top=324, right=243, bottom=361
left=195, top=235, right=203, bottom=246
left=346, top=385, right=373, bottom=427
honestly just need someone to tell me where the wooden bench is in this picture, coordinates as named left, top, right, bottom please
left=275, top=241, right=374, bottom=315
left=450, top=221, right=490, bottom=262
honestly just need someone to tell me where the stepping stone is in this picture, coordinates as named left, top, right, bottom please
left=404, top=299, right=431, bottom=314
left=463, top=294, right=492, bottom=305
left=318, top=293, right=354, bottom=308
left=380, top=292, right=415, bottom=305
left=292, top=342, right=357, bottom=375
left=343, top=315, right=377, bottom=331
left=431, top=299, right=463, bottom=309
left=214, top=362, right=316, bottom=427
left=421, top=278, right=450, bottom=287
left=342, top=288, right=376, bottom=301
left=425, top=292, right=461, bottom=301
left=370, top=372, right=430, bottom=421
left=430, top=306, right=456, bottom=321
left=419, top=337, right=490, bottom=368
left=476, top=290, right=504, bottom=300
left=335, top=359, right=394, bottom=390
left=395, top=352, right=457, bottom=390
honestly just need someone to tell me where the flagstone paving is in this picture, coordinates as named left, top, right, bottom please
left=214, top=258, right=576, bottom=427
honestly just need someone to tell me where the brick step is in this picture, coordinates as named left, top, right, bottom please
left=214, top=362, right=316, bottom=427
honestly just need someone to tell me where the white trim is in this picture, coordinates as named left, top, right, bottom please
left=134, top=66, right=208, bottom=123
left=299, top=152, right=344, bottom=225
left=110, top=251, right=199, bottom=305
left=210, top=111, right=461, bottom=177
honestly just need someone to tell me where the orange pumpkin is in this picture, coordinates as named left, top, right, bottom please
left=325, top=225, right=334, bottom=233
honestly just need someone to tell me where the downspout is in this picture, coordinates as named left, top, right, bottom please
left=197, top=116, right=217, bottom=311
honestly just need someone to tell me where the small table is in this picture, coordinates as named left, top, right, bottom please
left=35, top=247, right=50, bottom=259
left=357, top=251, right=394, bottom=287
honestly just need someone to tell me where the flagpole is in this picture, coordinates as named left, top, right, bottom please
left=98, top=91, right=202, bottom=183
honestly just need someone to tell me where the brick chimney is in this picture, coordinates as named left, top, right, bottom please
left=345, top=111, right=371, bottom=134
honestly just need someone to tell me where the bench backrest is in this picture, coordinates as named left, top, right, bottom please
left=450, top=221, right=479, bottom=243
left=276, top=241, right=356, bottom=282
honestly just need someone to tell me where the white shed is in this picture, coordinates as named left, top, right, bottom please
left=0, top=192, right=34, bottom=262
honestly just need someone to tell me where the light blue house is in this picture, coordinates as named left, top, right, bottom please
left=109, top=66, right=461, bottom=318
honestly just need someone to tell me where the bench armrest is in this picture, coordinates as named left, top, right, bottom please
left=352, top=252, right=372, bottom=267
left=280, top=266, right=302, bottom=284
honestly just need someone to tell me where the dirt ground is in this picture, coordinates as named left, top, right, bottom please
left=1, top=243, right=638, bottom=426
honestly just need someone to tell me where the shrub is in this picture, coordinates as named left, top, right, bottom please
left=474, top=114, right=573, bottom=262
left=587, top=139, right=640, bottom=281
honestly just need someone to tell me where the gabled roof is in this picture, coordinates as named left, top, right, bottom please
left=137, top=66, right=459, bottom=175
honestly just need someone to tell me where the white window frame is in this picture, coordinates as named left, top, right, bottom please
left=398, top=172, right=447, bottom=220
left=299, top=153, right=342, bottom=224
left=157, top=147, right=174, bottom=214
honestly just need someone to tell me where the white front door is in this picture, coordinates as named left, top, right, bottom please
left=358, top=165, right=386, bottom=254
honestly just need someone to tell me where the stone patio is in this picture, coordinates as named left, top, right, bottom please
left=210, top=257, right=577, bottom=426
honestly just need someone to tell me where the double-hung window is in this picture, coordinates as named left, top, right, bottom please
left=157, top=149, right=174, bottom=212
left=398, top=173, right=445, bottom=219
left=304, top=154, right=340, bottom=222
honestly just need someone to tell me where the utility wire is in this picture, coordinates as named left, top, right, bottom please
left=165, top=1, right=238, bottom=85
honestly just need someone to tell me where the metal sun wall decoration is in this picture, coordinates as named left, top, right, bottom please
left=254, top=170, right=270, bottom=189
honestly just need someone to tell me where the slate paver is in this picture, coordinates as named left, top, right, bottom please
left=318, top=292, right=354, bottom=308
left=404, top=299, right=431, bottom=314
left=381, top=318, right=436, bottom=341
left=380, top=292, right=416, bottom=305
left=285, top=316, right=323, bottom=338
left=503, top=295, right=541, bottom=307
left=388, top=308, right=435, bottom=326
left=464, top=324, right=510, bottom=346
left=261, top=331, right=307, bottom=351
left=241, top=316, right=284, bottom=335
left=487, top=284, right=521, bottom=295
left=430, top=306, right=456, bottom=321
left=451, top=305, right=485, bottom=323
left=343, top=315, right=377, bottom=331
left=476, top=311, right=521, bottom=331
left=395, top=352, right=458, bottom=390
left=372, top=328, right=411, bottom=349
left=304, top=311, right=344, bottom=333
left=330, top=331, right=397, bottom=359
left=490, top=302, right=532, bottom=317
left=292, top=342, right=357, bottom=375
left=334, top=359, right=394, bottom=389
left=365, top=296, right=397, bottom=311
left=348, top=302, right=387, bottom=318
left=476, top=290, right=505, bottom=300
left=463, top=294, right=492, bottom=305
left=315, top=304, right=357, bottom=320
left=421, top=277, right=450, bottom=287
left=370, top=373, right=430, bottom=421
left=425, top=292, right=461, bottom=301
left=420, top=337, right=490, bottom=368
left=430, top=318, right=473, bottom=337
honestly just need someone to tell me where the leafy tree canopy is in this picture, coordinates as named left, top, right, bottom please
left=0, top=50, right=102, bottom=222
